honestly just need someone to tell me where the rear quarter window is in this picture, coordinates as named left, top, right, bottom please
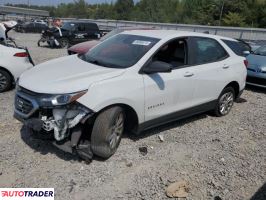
left=191, top=37, right=228, bottom=65
left=222, top=39, right=250, bottom=57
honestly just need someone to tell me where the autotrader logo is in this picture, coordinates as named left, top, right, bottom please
left=0, top=188, right=54, bottom=200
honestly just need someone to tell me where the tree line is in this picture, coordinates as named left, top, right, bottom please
left=6, top=0, right=266, bottom=28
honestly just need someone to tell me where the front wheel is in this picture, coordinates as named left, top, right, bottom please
left=91, top=106, right=125, bottom=158
left=214, top=87, right=235, bottom=117
left=0, top=69, right=12, bottom=93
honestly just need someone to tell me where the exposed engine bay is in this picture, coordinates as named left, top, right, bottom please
left=41, top=107, right=88, bottom=141
left=14, top=87, right=94, bottom=161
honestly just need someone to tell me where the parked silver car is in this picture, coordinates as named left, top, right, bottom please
left=246, top=45, right=266, bottom=88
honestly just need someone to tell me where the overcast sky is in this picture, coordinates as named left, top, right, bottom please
left=1, top=0, right=118, bottom=6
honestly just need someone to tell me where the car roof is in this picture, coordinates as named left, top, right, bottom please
left=64, top=21, right=97, bottom=25
left=116, top=26, right=156, bottom=31
left=122, top=30, right=237, bottom=41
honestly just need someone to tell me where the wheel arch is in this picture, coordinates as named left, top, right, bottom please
left=224, top=81, right=240, bottom=99
left=0, top=66, right=15, bottom=84
left=96, top=103, right=139, bottom=134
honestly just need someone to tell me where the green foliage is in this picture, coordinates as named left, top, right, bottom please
left=114, top=0, right=134, bottom=20
left=223, top=12, right=246, bottom=26
left=6, top=0, right=266, bottom=28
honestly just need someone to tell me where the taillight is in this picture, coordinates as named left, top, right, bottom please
left=14, top=52, right=29, bottom=57
left=244, top=60, right=248, bottom=68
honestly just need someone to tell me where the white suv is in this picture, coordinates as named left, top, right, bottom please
left=14, top=30, right=247, bottom=160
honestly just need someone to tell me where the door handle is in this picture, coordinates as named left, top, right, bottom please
left=223, top=64, right=230, bottom=69
left=184, top=72, right=194, bottom=77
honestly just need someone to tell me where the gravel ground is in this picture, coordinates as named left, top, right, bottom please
left=0, top=31, right=265, bottom=200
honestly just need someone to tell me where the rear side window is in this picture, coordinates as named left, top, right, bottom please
left=222, top=39, right=251, bottom=57
left=191, top=37, right=228, bottom=65
left=85, top=23, right=99, bottom=31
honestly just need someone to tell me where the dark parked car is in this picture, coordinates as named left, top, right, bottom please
left=246, top=45, right=266, bottom=88
left=16, top=22, right=49, bottom=33
left=68, top=26, right=155, bottom=55
left=38, top=21, right=102, bottom=48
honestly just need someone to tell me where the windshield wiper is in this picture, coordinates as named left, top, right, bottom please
left=86, top=57, right=112, bottom=68
left=80, top=55, right=125, bottom=68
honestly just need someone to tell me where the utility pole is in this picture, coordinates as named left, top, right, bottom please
left=27, top=0, right=30, bottom=8
left=219, top=0, right=225, bottom=26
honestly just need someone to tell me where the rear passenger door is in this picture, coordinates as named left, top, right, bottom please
left=188, top=37, right=231, bottom=105
left=72, top=23, right=87, bottom=43
left=85, top=23, right=101, bottom=41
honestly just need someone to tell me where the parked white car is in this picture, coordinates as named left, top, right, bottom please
left=14, top=30, right=247, bottom=160
left=0, top=22, right=34, bottom=93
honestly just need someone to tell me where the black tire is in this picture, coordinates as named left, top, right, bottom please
left=59, top=38, right=69, bottom=48
left=91, top=106, right=125, bottom=158
left=37, top=39, right=41, bottom=47
left=214, top=87, right=235, bottom=117
left=0, top=69, right=12, bottom=93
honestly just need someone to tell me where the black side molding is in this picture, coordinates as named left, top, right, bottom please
left=138, top=100, right=217, bottom=133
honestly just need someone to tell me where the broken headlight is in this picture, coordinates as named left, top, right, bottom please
left=40, top=90, right=87, bottom=106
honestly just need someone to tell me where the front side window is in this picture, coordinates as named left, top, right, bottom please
left=80, top=34, right=160, bottom=68
left=192, top=37, right=228, bottom=65
left=152, top=38, right=188, bottom=68
left=62, top=22, right=75, bottom=31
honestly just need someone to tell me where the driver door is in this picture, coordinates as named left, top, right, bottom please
left=143, top=37, right=196, bottom=122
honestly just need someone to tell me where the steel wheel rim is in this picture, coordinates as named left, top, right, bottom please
left=0, top=72, right=8, bottom=90
left=219, top=92, right=234, bottom=115
left=109, top=113, right=124, bottom=149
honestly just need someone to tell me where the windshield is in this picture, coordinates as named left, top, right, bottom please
left=100, top=29, right=123, bottom=41
left=80, top=34, right=160, bottom=68
left=253, top=45, right=266, bottom=56
left=61, top=22, right=75, bottom=31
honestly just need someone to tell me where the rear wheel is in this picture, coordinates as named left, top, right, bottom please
left=0, top=69, right=12, bottom=93
left=214, top=87, right=235, bottom=117
left=91, top=106, right=125, bottom=158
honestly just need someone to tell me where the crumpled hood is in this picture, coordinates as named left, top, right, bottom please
left=19, top=55, right=125, bottom=94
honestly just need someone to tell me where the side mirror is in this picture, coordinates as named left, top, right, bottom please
left=142, top=61, right=172, bottom=74
left=243, top=51, right=250, bottom=56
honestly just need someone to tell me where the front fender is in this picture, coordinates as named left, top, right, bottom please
left=77, top=73, right=145, bottom=123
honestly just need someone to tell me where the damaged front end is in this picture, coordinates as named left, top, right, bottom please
left=14, top=86, right=94, bottom=160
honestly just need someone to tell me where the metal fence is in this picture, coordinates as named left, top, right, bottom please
left=2, top=14, right=265, bottom=41
left=63, top=18, right=266, bottom=41
left=0, top=6, right=49, bottom=17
